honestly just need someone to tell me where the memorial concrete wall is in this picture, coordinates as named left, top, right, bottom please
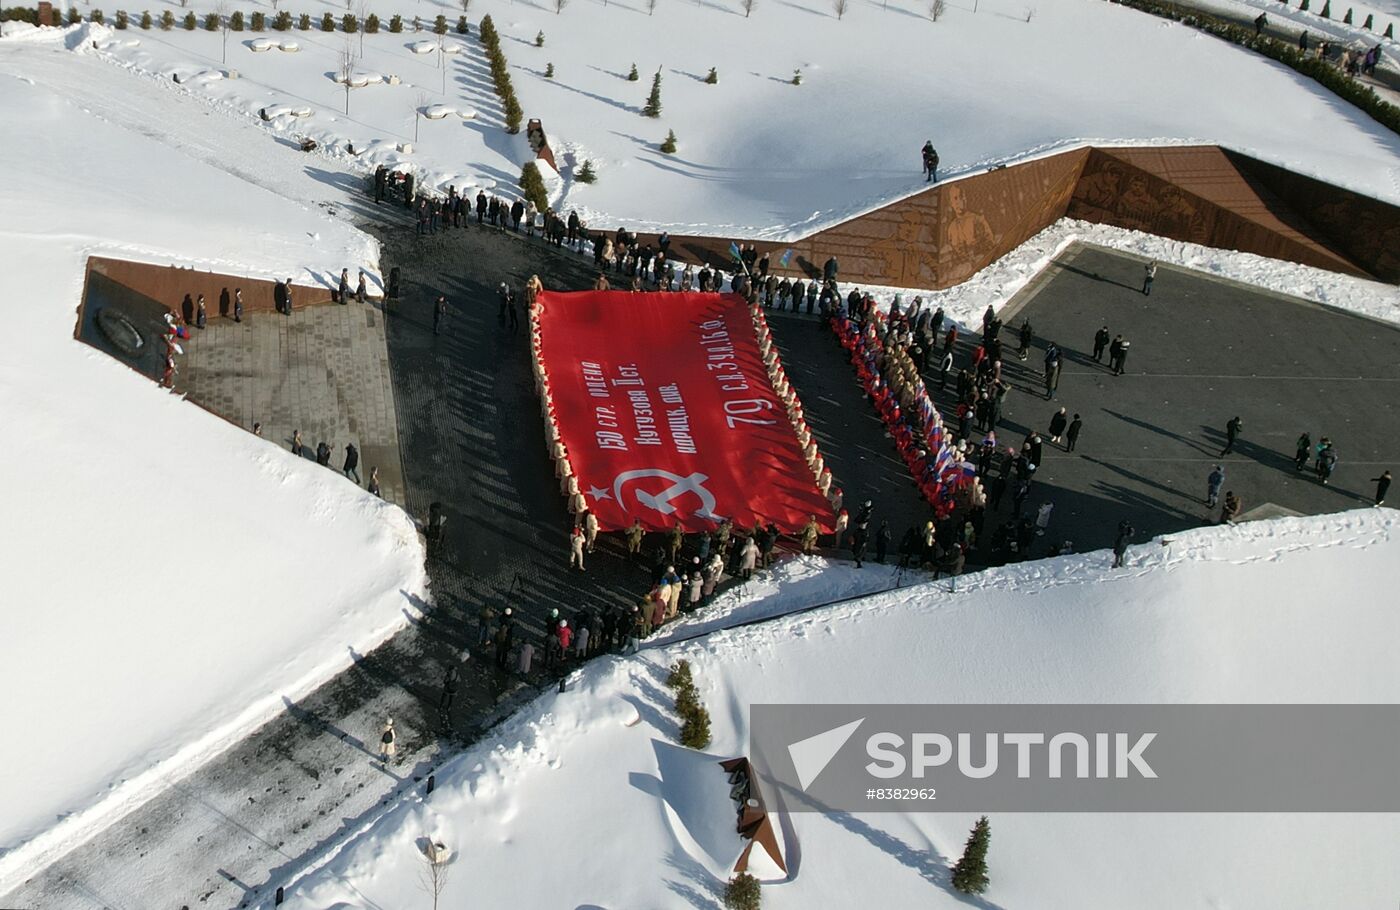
left=655, top=144, right=1397, bottom=290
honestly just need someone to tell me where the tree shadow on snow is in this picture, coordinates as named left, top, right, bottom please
left=543, top=77, right=642, bottom=115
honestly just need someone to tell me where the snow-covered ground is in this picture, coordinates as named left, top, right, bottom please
left=2, top=0, right=1399, bottom=897
left=0, top=50, right=427, bottom=894
left=14, top=0, right=1397, bottom=240
left=280, top=510, right=1400, bottom=909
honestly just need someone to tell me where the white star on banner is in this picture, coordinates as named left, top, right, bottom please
left=588, top=486, right=612, bottom=501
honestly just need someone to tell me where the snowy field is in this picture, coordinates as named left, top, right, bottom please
left=3, top=0, right=1400, bottom=896
left=10, top=0, right=1397, bottom=240
left=281, top=510, right=1400, bottom=909
left=0, top=59, right=427, bottom=893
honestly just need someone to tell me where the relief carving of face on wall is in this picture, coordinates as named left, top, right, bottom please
left=1077, top=161, right=1124, bottom=214
left=1114, top=174, right=1163, bottom=227
left=863, top=203, right=938, bottom=288
left=1156, top=185, right=1209, bottom=244
left=938, top=183, right=998, bottom=284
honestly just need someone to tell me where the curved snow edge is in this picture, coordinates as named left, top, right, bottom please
left=0, top=521, right=430, bottom=897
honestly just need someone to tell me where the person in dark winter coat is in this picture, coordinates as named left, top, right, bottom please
left=316, top=441, right=332, bottom=466
left=1092, top=326, right=1110, bottom=363
left=921, top=141, right=939, bottom=182
left=1066, top=414, right=1083, bottom=452
left=356, top=271, right=367, bottom=304
left=1025, top=432, right=1044, bottom=469
left=875, top=520, right=891, bottom=564
left=1018, top=319, right=1033, bottom=361
left=1043, top=344, right=1061, bottom=399
left=439, top=662, right=460, bottom=716
left=1294, top=432, right=1312, bottom=471
left=343, top=443, right=360, bottom=484
left=494, top=610, right=515, bottom=669
left=1110, top=336, right=1129, bottom=376
left=1371, top=470, right=1391, bottom=506
left=1112, top=520, right=1133, bottom=568
left=1048, top=407, right=1068, bottom=444
left=424, top=500, right=448, bottom=554
left=195, top=294, right=207, bottom=329
left=850, top=524, right=867, bottom=568
left=338, top=268, right=350, bottom=304
left=1219, top=416, right=1243, bottom=456
left=475, top=190, right=487, bottom=224
left=433, top=295, right=447, bottom=335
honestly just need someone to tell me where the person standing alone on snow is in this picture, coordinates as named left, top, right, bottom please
left=1142, top=260, right=1157, bottom=296
left=1112, top=520, right=1133, bottom=568
left=922, top=141, right=939, bottom=182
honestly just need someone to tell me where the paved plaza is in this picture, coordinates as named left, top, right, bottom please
left=178, top=301, right=406, bottom=504
left=986, top=242, right=1399, bottom=551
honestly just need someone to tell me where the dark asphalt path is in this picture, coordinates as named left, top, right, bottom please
left=988, top=242, right=1400, bottom=552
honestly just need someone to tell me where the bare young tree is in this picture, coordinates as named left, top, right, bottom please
left=1024, top=5, right=1035, bottom=21
left=646, top=0, right=658, bottom=14
left=928, top=0, right=944, bottom=19
left=414, top=90, right=430, bottom=142
left=555, top=0, right=568, bottom=13
left=339, top=41, right=354, bottom=115
left=741, top=0, right=755, bottom=16
left=215, top=1, right=230, bottom=64
left=357, top=0, right=370, bottom=55
left=832, top=0, right=847, bottom=18
left=419, top=840, right=452, bottom=910
left=460, top=0, right=471, bottom=11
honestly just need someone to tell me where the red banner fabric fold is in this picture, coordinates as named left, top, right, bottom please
left=535, top=290, right=833, bottom=533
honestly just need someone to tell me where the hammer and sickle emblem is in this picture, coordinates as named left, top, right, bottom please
left=613, top=469, right=722, bottom=521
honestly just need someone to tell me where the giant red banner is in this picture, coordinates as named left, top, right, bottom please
left=535, top=290, right=834, bottom=533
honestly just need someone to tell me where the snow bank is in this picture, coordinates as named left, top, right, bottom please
left=38, top=0, right=1400, bottom=240
left=281, top=510, right=1400, bottom=909
left=0, top=66, right=426, bottom=893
